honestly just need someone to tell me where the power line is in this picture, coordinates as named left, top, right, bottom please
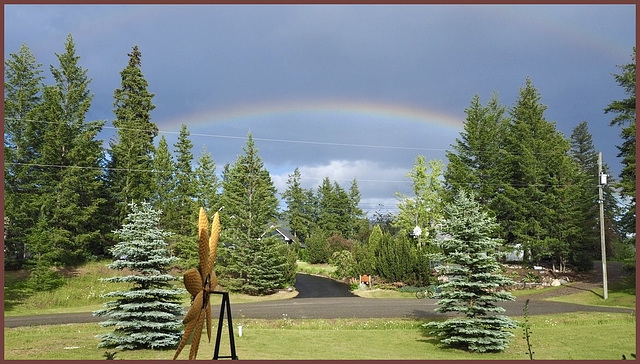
left=4, top=117, right=450, bottom=153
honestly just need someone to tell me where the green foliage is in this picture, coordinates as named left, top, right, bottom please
left=394, top=156, right=445, bottom=245
left=169, top=234, right=198, bottom=270
left=219, top=235, right=295, bottom=295
left=305, top=230, right=331, bottom=264
left=220, top=133, right=279, bottom=241
left=282, top=168, right=314, bottom=242
left=170, top=124, right=197, bottom=236
left=194, top=146, right=221, bottom=216
left=330, top=250, right=357, bottom=279
left=445, top=93, right=509, bottom=210
left=369, top=229, right=428, bottom=286
left=278, top=242, right=299, bottom=287
left=4, top=43, right=45, bottom=269
left=25, top=264, right=65, bottom=291
left=353, top=240, right=376, bottom=276
left=93, top=202, right=184, bottom=350
left=152, top=135, right=175, bottom=229
left=604, top=48, right=636, bottom=235
left=425, top=190, right=517, bottom=353
left=106, top=45, right=158, bottom=227
left=216, top=133, right=294, bottom=295
left=5, top=35, right=107, bottom=268
left=569, top=121, right=621, bottom=271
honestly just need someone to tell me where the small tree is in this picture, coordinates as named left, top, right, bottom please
left=94, top=202, right=184, bottom=350
left=425, top=190, right=516, bottom=353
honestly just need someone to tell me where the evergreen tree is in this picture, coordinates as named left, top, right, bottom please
left=604, top=48, right=636, bottom=237
left=27, top=34, right=106, bottom=266
left=106, top=45, right=157, bottom=226
left=220, top=133, right=278, bottom=240
left=355, top=224, right=383, bottom=276
left=425, top=190, right=516, bottom=353
left=394, top=156, right=445, bottom=247
left=570, top=121, right=622, bottom=266
left=218, top=133, right=291, bottom=294
left=243, top=236, right=293, bottom=295
left=316, top=177, right=340, bottom=235
left=332, top=181, right=352, bottom=237
left=304, top=229, right=330, bottom=264
left=171, top=124, right=197, bottom=236
left=4, top=43, right=45, bottom=268
left=282, top=168, right=312, bottom=242
left=375, top=231, right=416, bottom=283
left=94, top=202, right=183, bottom=350
left=152, top=135, right=175, bottom=229
left=194, top=146, right=221, bottom=216
left=500, top=78, right=583, bottom=264
left=347, top=179, right=367, bottom=240
left=445, top=94, right=509, bottom=209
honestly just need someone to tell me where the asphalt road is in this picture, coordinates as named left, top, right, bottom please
left=4, top=272, right=634, bottom=328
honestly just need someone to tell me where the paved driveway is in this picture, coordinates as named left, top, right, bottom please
left=4, top=269, right=635, bottom=328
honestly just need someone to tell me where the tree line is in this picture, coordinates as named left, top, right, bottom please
left=4, top=35, right=635, bottom=293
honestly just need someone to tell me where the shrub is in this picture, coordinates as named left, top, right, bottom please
left=330, top=250, right=357, bottom=280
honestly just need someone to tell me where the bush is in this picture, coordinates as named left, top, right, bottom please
left=306, top=231, right=330, bottom=264
left=330, top=250, right=356, bottom=280
left=26, top=264, right=65, bottom=291
left=327, top=234, right=355, bottom=254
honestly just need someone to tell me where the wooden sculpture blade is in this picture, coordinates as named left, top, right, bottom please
left=198, top=208, right=210, bottom=276
left=173, top=315, right=198, bottom=360
left=202, top=211, right=220, bottom=281
left=183, top=268, right=203, bottom=297
left=183, top=291, right=204, bottom=324
left=189, top=309, right=206, bottom=360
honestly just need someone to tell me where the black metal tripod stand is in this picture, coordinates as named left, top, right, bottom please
left=211, top=291, right=238, bottom=360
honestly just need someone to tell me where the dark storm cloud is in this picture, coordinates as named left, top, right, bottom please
left=4, top=4, right=635, bottom=212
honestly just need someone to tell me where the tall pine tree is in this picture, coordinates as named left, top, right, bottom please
left=218, top=133, right=291, bottom=294
left=106, top=45, right=157, bottom=227
left=570, top=121, right=621, bottom=264
left=194, top=146, right=221, bottom=217
left=604, top=48, right=636, bottom=238
left=170, top=124, right=196, bottom=236
left=445, top=93, right=509, bottom=210
left=28, top=34, right=106, bottom=266
left=282, top=167, right=313, bottom=242
left=152, top=135, right=175, bottom=230
left=94, top=202, right=183, bottom=350
left=4, top=43, right=45, bottom=269
left=500, top=78, right=583, bottom=265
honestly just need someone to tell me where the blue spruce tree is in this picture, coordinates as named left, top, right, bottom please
left=425, top=190, right=517, bottom=353
left=94, top=202, right=184, bottom=350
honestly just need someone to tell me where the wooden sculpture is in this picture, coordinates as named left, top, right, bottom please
left=173, top=208, right=222, bottom=360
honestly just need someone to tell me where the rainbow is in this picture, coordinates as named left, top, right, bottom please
left=158, top=99, right=466, bottom=133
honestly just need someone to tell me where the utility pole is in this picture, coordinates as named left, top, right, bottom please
left=598, top=152, right=608, bottom=300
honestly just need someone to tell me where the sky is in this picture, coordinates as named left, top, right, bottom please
left=3, top=4, right=636, bottom=216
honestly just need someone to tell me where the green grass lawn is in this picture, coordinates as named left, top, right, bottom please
left=4, top=261, right=637, bottom=360
left=295, top=261, right=337, bottom=276
left=4, top=261, right=299, bottom=317
left=4, top=313, right=635, bottom=360
left=547, top=275, right=636, bottom=309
